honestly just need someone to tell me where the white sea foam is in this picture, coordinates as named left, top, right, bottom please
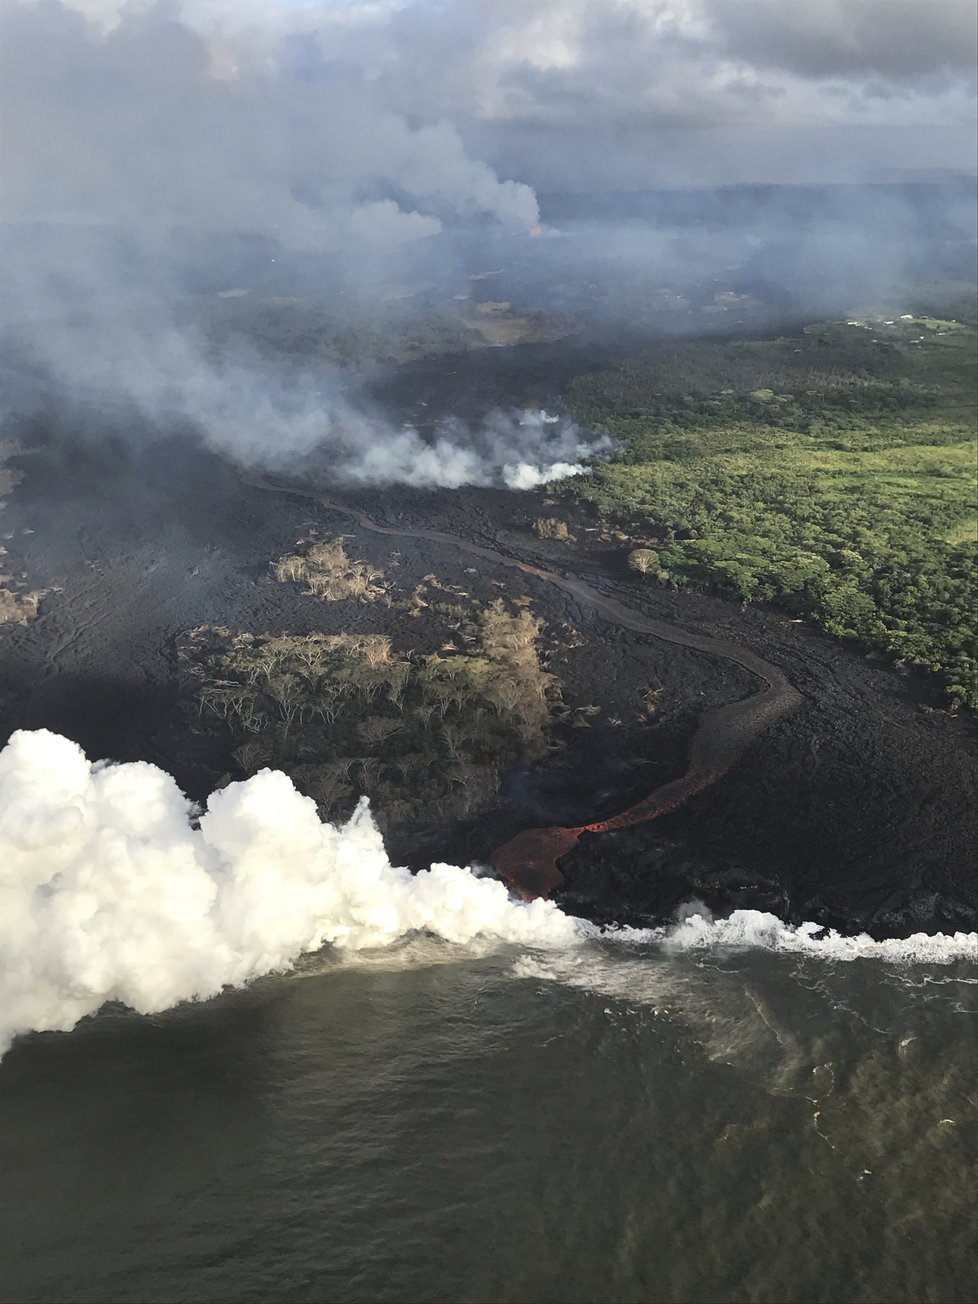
left=511, top=910, right=977, bottom=1063
left=512, top=914, right=978, bottom=997
left=656, top=908, right=978, bottom=965
left=1, top=729, right=974, bottom=1059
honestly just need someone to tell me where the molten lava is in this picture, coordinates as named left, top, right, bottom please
left=490, top=771, right=717, bottom=902
left=490, top=826, right=584, bottom=900
left=246, top=472, right=802, bottom=912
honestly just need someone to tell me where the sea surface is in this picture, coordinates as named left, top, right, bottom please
left=1, top=937, right=976, bottom=1304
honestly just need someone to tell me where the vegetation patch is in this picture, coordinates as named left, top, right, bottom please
left=180, top=600, right=557, bottom=835
left=274, top=534, right=390, bottom=603
left=0, top=583, right=45, bottom=626
left=533, top=516, right=575, bottom=542
left=565, top=322, right=978, bottom=708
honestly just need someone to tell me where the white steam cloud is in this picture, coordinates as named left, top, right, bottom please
left=2, top=730, right=974, bottom=1062
left=0, top=729, right=579, bottom=1058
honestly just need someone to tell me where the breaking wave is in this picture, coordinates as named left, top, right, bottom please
left=652, top=906, right=978, bottom=965
left=0, top=730, right=974, bottom=1059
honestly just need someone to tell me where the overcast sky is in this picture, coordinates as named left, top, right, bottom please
left=1, top=0, right=974, bottom=236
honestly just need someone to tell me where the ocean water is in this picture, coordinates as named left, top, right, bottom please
left=1, top=938, right=975, bottom=1304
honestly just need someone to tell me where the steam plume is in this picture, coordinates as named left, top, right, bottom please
left=0, top=729, right=579, bottom=1057
left=2, top=730, right=974, bottom=1060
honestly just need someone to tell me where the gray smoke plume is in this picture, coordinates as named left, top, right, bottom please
left=0, top=0, right=597, bottom=487
left=1, top=0, right=974, bottom=483
left=1, top=254, right=608, bottom=486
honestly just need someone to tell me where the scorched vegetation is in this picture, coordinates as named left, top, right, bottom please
left=180, top=601, right=556, bottom=837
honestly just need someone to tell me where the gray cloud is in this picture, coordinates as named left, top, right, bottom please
left=257, top=0, right=976, bottom=189
left=0, top=1, right=538, bottom=237
left=703, top=0, right=978, bottom=83
left=2, top=0, right=973, bottom=213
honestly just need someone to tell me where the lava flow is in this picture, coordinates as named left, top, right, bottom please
left=489, top=825, right=584, bottom=900
left=491, top=768, right=718, bottom=900
left=247, top=473, right=804, bottom=904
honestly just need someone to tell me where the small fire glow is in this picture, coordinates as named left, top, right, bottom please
left=529, top=225, right=542, bottom=237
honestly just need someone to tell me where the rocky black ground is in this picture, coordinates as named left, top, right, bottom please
left=1, top=342, right=975, bottom=939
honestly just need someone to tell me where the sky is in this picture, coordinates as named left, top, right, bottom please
left=0, top=0, right=974, bottom=232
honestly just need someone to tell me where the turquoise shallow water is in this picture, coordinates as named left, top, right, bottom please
left=1, top=939, right=975, bottom=1304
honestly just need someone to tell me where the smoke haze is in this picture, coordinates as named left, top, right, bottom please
left=2, top=0, right=975, bottom=484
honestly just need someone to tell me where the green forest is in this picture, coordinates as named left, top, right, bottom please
left=565, top=317, right=977, bottom=708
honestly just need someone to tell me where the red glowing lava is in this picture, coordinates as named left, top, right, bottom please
left=491, top=771, right=720, bottom=901
left=491, top=825, right=584, bottom=899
